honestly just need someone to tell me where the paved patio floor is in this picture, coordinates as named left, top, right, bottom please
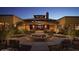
left=31, top=42, right=49, bottom=51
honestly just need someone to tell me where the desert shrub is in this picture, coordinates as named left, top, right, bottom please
left=14, top=29, right=25, bottom=34
left=75, top=30, right=79, bottom=37
left=0, top=30, right=8, bottom=40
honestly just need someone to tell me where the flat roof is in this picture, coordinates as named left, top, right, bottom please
left=0, top=14, right=22, bottom=20
left=0, top=15, right=14, bottom=16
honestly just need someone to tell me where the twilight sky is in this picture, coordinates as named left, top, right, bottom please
left=0, top=7, right=79, bottom=19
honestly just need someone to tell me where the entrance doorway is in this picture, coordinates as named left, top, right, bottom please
left=30, top=25, right=49, bottom=30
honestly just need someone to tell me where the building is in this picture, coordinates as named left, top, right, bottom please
left=0, top=15, right=22, bottom=30
left=18, top=12, right=58, bottom=32
left=0, top=12, right=79, bottom=33
left=58, top=16, right=79, bottom=33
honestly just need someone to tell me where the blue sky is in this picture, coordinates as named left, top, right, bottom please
left=0, top=7, right=79, bottom=19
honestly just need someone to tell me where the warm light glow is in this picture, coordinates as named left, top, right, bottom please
left=33, top=25, right=35, bottom=29
left=45, top=25, right=47, bottom=28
